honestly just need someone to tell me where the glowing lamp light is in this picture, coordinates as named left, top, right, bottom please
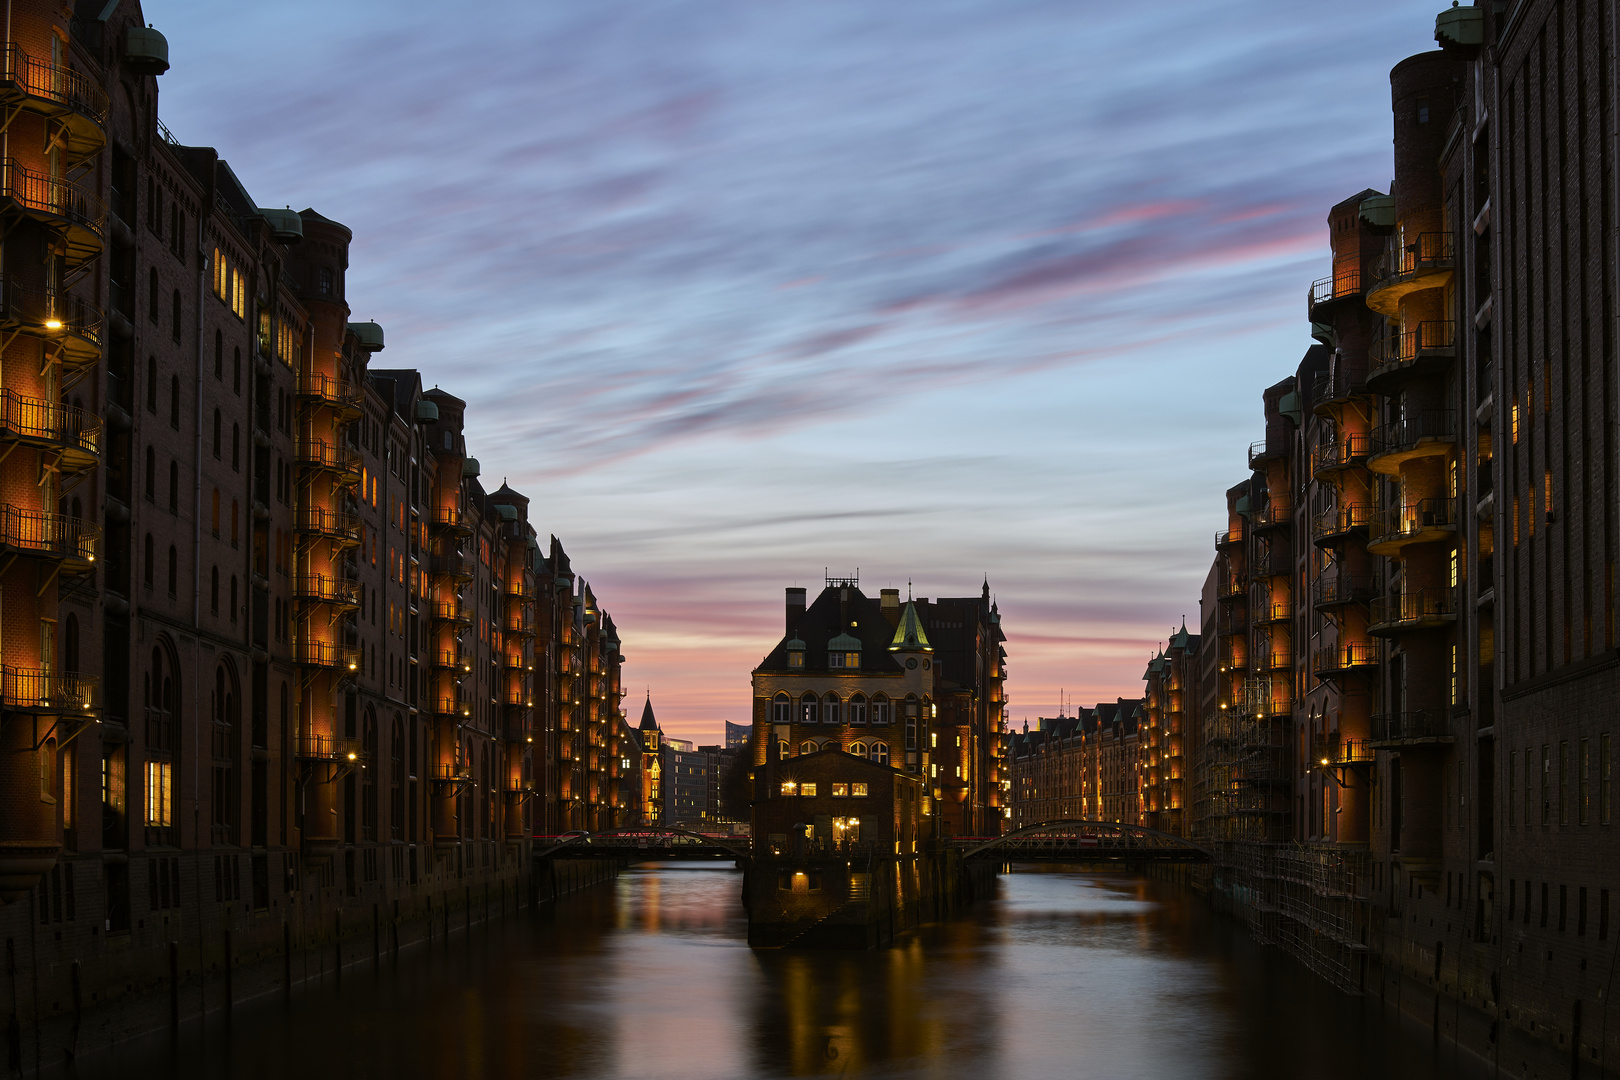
left=43, top=318, right=61, bottom=330
left=347, top=752, right=357, bottom=761
left=1320, top=758, right=1330, bottom=766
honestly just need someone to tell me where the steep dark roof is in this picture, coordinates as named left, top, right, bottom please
left=754, top=585, right=904, bottom=674
left=639, top=695, right=660, bottom=731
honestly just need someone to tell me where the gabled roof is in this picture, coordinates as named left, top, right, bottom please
left=754, top=585, right=904, bottom=674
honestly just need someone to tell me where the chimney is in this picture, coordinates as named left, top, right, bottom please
left=880, top=588, right=900, bottom=625
left=786, top=587, right=806, bottom=632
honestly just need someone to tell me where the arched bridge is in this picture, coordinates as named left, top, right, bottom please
left=534, top=827, right=751, bottom=861
left=949, top=820, right=1213, bottom=863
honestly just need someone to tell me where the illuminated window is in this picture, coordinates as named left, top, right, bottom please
left=799, top=741, right=816, bottom=755
left=849, top=741, right=867, bottom=757
left=852, top=782, right=868, bottom=797
left=146, top=760, right=171, bottom=826
left=870, top=743, right=889, bottom=766
left=831, top=783, right=849, bottom=798
left=801, top=783, right=817, bottom=797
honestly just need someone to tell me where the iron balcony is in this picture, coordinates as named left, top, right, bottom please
left=1367, top=497, right=1458, bottom=556
left=1369, top=587, right=1457, bottom=635
left=1369, top=710, right=1454, bottom=747
left=0, top=389, right=99, bottom=473
left=1365, top=231, right=1454, bottom=317
left=1366, top=319, right=1456, bottom=392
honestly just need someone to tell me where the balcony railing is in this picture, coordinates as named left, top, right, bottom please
left=1370, top=710, right=1453, bottom=744
left=1311, top=736, right=1375, bottom=768
left=505, top=613, right=535, bottom=637
left=1312, top=641, right=1381, bottom=675
left=503, top=579, right=533, bottom=600
left=1369, top=231, right=1454, bottom=289
left=294, top=640, right=362, bottom=671
left=0, top=159, right=105, bottom=258
left=1312, top=571, right=1378, bottom=608
left=1369, top=409, right=1456, bottom=461
left=428, top=599, right=471, bottom=624
left=1311, top=370, right=1368, bottom=409
left=294, top=734, right=362, bottom=762
left=1257, top=602, right=1291, bottom=624
left=1367, top=319, right=1456, bottom=382
left=1251, top=503, right=1292, bottom=530
left=431, top=649, right=471, bottom=672
left=429, top=506, right=470, bottom=533
left=1217, top=576, right=1245, bottom=601
left=1369, top=497, right=1457, bottom=550
left=2, top=667, right=96, bottom=712
left=430, top=762, right=474, bottom=784
left=1313, top=432, right=1372, bottom=475
left=0, top=504, right=96, bottom=563
left=295, top=371, right=364, bottom=414
left=432, top=697, right=470, bottom=719
left=0, top=273, right=104, bottom=355
left=1215, top=525, right=1245, bottom=551
left=1307, top=266, right=1362, bottom=313
left=1249, top=438, right=1287, bottom=469
left=296, top=438, right=362, bottom=477
left=430, top=551, right=474, bottom=579
left=0, top=43, right=108, bottom=130
left=0, top=388, right=99, bottom=460
left=1369, top=587, right=1457, bottom=632
left=295, top=506, right=361, bottom=542
left=1311, top=504, right=1373, bottom=544
left=295, top=574, right=360, bottom=607
left=1251, top=550, right=1290, bottom=578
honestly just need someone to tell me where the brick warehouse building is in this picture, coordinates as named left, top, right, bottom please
left=1149, top=2, right=1620, bottom=1072
left=750, top=576, right=1008, bottom=838
left=0, top=0, right=629, bottom=1060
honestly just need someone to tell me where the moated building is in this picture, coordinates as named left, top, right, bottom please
left=748, top=575, right=1008, bottom=838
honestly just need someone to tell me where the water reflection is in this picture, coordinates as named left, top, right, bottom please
left=86, top=864, right=1488, bottom=1080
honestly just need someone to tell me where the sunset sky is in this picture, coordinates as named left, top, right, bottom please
left=151, top=0, right=1444, bottom=745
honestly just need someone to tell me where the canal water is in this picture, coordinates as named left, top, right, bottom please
left=84, top=864, right=1490, bottom=1080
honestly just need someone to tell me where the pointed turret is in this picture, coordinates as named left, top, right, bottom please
left=889, top=601, right=932, bottom=652
left=638, top=694, right=660, bottom=731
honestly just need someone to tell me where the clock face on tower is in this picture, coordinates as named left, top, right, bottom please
left=906, top=658, right=918, bottom=669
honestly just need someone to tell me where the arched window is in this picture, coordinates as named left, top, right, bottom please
left=905, top=695, right=920, bottom=750
left=213, top=329, right=222, bottom=378
left=168, top=460, right=179, bottom=511
left=233, top=347, right=241, bottom=393
left=211, top=488, right=220, bottom=535
left=145, top=642, right=177, bottom=752
left=229, top=575, right=238, bottom=622
left=319, top=267, right=333, bottom=295
left=148, top=267, right=158, bottom=323
left=870, top=743, right=889, bottom=766
left=776, top=740, right=789, bottom=759
left=171, top=289, right=182, bottom=342
left=798, top=692, right=817, bottom=724
left=798, top=741, right=817, bottom=756
left=849, top=693, right=867, bottom=725
left=212, top=409, right=221, bottom=457
left=146, top=356, right=157, bottom=412
left=822, top=693, right=840, bottom=726
left=230, top=500, right=239, bottom=546
left=210, top=566, right=219, bottom=613
left=142, top=533, right=153, bottom=586
left=231, top=424, right=240, bottom=471
left=167, top=545, right=178, bottom=595
left=144, top=445, right=155, bottom=498
left=849, top=741, right=868, bottom=758
left=169, top=374, right=180, bottom=429
left=872, top=694, right=891, bottom=725
left=771, top=692, right=791, bottom=724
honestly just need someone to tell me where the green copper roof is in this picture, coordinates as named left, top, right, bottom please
left=828, top=631, right=862, bottom=651
left=889, top=602, right=932, bottom=652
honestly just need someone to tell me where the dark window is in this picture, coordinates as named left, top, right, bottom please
left=148, top=268, right=159, bottom=323
left=212, top=409, right=221, bottom=458
left=168, top=461, right=179, bottom=512
left=171, top=290, right=182, bottom=342
left=146, top=357, right=157, bottom=412
left=167, top=546, right=178, bottom=596
left=319, top=267, right=333, bottom=296
left=210, top=567, right=219, bottom=614
left=233, top=347, right=241, bottom=394
left=229, top=575, right=237, bottom=623
left=142, top=534, right=153, bottom=587
left=231, top=424, right=240, bottom=471
left=169, top=375, right=180, bottom=430
left=214, top=330, right=223, bottom=379
left=144, top=446, right=155, bottom=498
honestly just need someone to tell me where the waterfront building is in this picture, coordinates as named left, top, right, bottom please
left=0, top=3, right=628, bottom=1059
left=663, top=737, right=709, bottom=826
left=633, top=695, right=663, bottom=825
left=1142, top=623, right=1200, bottom=834
left=748, top=574, right=1008, bottom=838
left=1158, top=4, right=1620, bottom=1069
left=1007, top=700, right=1145, bottom=830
